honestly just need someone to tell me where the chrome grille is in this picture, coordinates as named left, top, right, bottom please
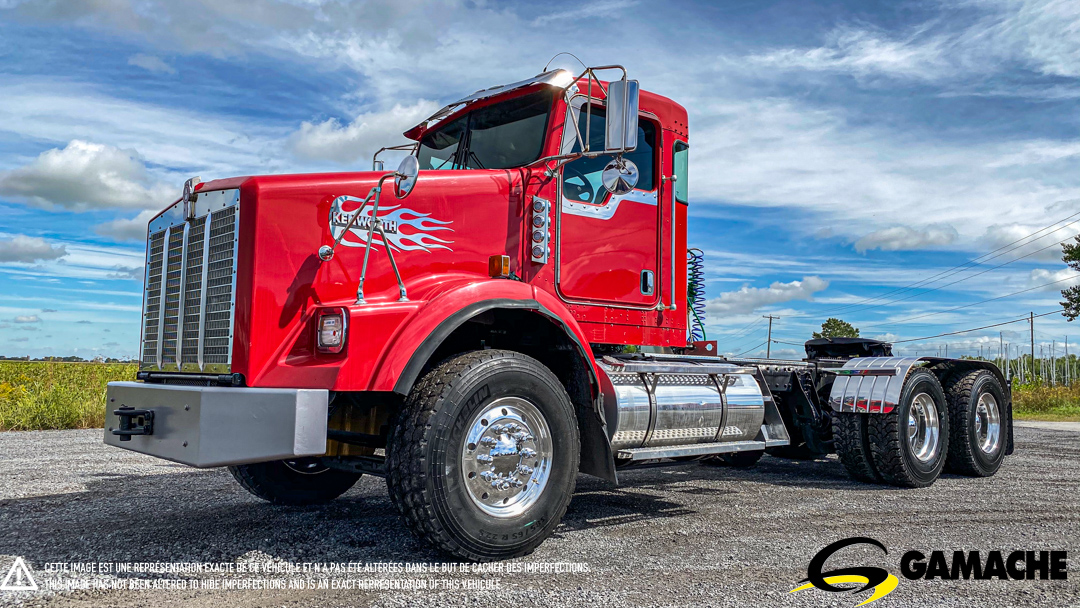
left=140, top=189, right=239, bottom=373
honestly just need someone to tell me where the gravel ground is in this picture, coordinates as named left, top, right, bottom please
left=0, top=422, right=1077, bottom=607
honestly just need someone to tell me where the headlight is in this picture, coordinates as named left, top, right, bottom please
left=316, top=308, right=347, bottom=354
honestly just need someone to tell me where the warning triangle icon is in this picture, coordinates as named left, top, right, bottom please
left=0, top=557, right=38, bottom=591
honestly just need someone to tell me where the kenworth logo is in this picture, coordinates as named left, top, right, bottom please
left=328, top=195, right=453, bottom=253
left=791, top=537, right=1067, bottom=606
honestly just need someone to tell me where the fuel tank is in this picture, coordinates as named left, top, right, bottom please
left=598, top=359, right=767, bottom=451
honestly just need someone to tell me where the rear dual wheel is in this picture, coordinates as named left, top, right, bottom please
left=833, top=369, right=949, bottom=488
left=942, top=370, right=1007, bottom=477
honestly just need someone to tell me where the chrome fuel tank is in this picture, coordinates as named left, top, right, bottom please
left=600, top=362, right=767, bottom=451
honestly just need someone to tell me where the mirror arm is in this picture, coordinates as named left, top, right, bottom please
left=372, top=143, right=419, bottom=171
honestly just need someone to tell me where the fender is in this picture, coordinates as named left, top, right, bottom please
left=827, top=356, right=1014, bottom=455
left=369, top=279, right=618, bottom=482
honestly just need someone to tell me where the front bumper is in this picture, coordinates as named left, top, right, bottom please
left=104, top=382, right=328, bottom=467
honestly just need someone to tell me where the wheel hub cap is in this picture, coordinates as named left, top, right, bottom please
left=975, top=393, right=1002, bottom=455
left=461, top=397, right=553, bottom=518
left=907, top=392, right=941, bottom=464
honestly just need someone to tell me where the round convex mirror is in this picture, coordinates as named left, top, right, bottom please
left=394, top=155, right=419, bottom=199
left=601, top=157, right=639, bottom=195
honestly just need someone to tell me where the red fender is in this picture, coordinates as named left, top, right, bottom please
left=366, top=279, right=601, bottom=395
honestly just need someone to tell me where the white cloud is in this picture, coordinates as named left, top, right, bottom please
left=128, top=53, right=176, bottom=74
left=13, top=314, right=40, bottom=323
left=290, top=101, right=438, bottom=164
left=854, top=224, right=959, bottom=253
left=0, top=235, right=68, bottom=263
left=95, top=210, right=156, bottom=241
left=744, top=0, right=1080, bottom=82
left=982, top=221, right=1076, bottom=262
left=707, top=276, right=829, bottom=316
left=747, top=26, right=951, bottom=81
left=1028, top=267, right=1080, bottom=290
left=0, top=140, right=173, bottom=210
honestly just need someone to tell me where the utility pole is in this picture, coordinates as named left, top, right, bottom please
left=1031, top=311, right=1035, bottom=384
left=763, top=315, right=779, bottom=358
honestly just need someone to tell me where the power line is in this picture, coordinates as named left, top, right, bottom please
left=733, top=342, right=767, bottom=357
left=793, top=210, right=1080, bottom=319
left=892, top=309, right=1064, bottom=343
left=864, top=274, right=1080, bottom=329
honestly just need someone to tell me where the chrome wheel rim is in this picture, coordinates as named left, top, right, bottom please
left=907, top=392, right=941, bottom=463
left=283, top=458, right=328, bottom=475
left=461, top=396, right=553, bottom=518
left=975, top=392, right=1002, bottom=455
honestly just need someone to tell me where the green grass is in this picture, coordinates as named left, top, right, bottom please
left=0, top=361, right=137, bottom=431
left=1, top=361, right=1077, bottom=430
left=1012, top=383, right=1080, bottom=422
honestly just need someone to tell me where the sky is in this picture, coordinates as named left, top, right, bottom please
left=0, top=0, right=1078, bottom=361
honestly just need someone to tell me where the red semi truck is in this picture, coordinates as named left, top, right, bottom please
left=105, top=64, right=1012, bottom=561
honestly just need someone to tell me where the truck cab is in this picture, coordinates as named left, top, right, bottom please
left=106, top=64, right=1012, bottom=562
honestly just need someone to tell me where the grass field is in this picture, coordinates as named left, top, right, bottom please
left=0, top=361, right=137, bottom=431
left=1, top=361, right=1078, bottom=431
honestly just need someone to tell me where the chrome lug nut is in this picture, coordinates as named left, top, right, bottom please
left=520, top=448, right=537, bottom=459
left=480, top=436, right=497, bottom=446
left=476, top=454, right=493, bottom=463
left=516, top=464, right=534, bottom=476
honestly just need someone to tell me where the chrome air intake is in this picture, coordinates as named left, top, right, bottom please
left=140, top=189, right=239, bottom=373
left=598, top=357, right=768, bottom=452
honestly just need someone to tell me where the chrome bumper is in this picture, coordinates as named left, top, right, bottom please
left=104, top=382, right=328, bottom=467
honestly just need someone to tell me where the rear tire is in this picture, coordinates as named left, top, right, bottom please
left=867, top=369, right=949, bottom=488
left=229, top=459, right=361, bottom=505
left=387, top=350, right=579, bottom=562
left=832, top=413, right=882, bottom=483
left=942, top=370, right=1007, bottom=477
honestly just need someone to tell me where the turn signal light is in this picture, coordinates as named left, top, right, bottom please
left=316, top=308, right=347, bottom=354
left=488, top=255, right=510, bottom=278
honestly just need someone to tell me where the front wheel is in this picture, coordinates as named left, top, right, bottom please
left=229, top=458, right=361, bottom=505
left=387, top=350, right=580, bottom=562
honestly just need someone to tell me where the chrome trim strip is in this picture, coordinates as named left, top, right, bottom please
left=196, top=210, right=213, bottom=371
left=174, top=221, right=190, bottom=370
left=617, top=440, right=766, bottom=461
left=155, top=225, right=170, bottom=370
left=226, top=196, right=240, bottom=367
left=561, top=189, right=657, bottom=220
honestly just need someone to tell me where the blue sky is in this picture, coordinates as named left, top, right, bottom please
left=0, top=0, right=1078, bottom=361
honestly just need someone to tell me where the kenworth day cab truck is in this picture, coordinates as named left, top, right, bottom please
left=105, top=64, right=1013, bottom=562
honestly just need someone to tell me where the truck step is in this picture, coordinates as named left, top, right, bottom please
left=616, top=440, right=766, bottom=461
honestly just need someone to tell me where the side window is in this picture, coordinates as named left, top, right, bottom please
left=417, top=116, right=466, bottom=170
left=562, top=105, right=656, bottom=204
left=673, top=141, right=688, bottom=203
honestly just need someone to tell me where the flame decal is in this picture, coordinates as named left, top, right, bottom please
left=328, top=195, right=453, bottom=253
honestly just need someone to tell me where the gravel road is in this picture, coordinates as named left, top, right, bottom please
left=1, top=422, right=1077, bottom=607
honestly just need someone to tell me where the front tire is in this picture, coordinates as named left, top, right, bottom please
left=868, top=369, right=949, bottom=488
left=387, top=350, right=580, bottom=562
left=942, top=370, right=1007, bottom=477
left=229, top=458, right=361, bottom=505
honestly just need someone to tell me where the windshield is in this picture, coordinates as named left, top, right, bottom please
left=417, top=88, right=554, bottom=171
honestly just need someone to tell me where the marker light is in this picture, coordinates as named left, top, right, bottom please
left=316, top=308, right=347, bottom=354
left=488, top=255, right=510, bottom=278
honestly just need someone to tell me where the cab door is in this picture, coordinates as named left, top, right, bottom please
left=556, top=105, right=661, bottom=307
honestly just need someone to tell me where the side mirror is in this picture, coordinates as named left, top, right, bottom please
left=373, top=160, right=385, bottom=171
left=394, top=155, right=419, bottom=199
left=604, top=78, right=639, bottom=152
left=601, top=157, right=639, bottom=195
